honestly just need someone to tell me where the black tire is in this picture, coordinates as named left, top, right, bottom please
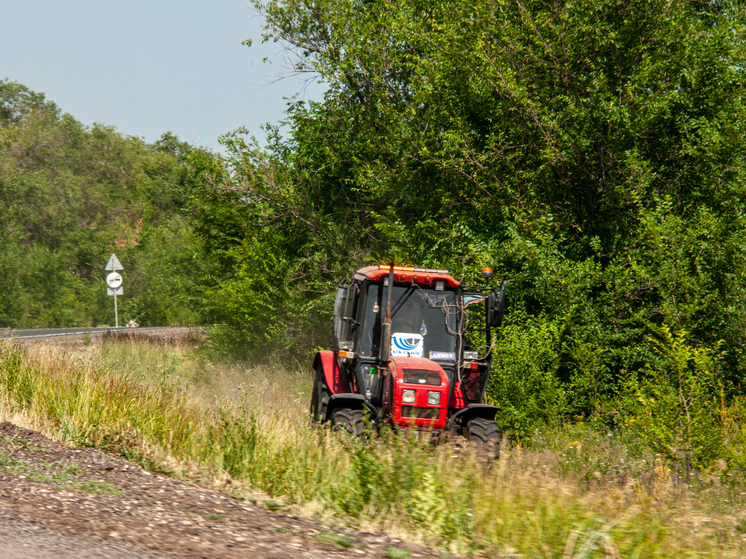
left=330, top=408, right=365, bottom=438
left=310, top=366, right=331, bottom=423
left=466, top=417, right=501, bottom=459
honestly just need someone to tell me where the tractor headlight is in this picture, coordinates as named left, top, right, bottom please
left=427, top=391, right=440, bottom=405
left=402, top=389, right=416, bottom=404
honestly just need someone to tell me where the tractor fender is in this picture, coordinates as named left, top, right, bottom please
left=446, top=404, right=500, bottom=433
left=325, top=394, right=378, bottom=424
left=313, top=350, right=348, bottom=395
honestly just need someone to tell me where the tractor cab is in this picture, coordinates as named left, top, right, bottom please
left=310, top=264, right=505, bottom=456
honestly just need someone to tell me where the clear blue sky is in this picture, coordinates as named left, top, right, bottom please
left=1, top=1, right=325, bottom=152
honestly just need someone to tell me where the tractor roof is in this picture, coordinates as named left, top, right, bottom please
left=354, top=265, right=460, bottom=287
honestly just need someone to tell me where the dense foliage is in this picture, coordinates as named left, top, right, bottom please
left=0, top=81, right=210, bottom=328
left=189, top=0, right=746, bottom=466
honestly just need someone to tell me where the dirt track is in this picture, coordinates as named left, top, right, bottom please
left=0, top=423, right=440, bottom=559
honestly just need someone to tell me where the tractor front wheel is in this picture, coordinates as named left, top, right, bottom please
left=330, top=408, right=365, bottom=438
left=466, top=417, right=501, bottom=459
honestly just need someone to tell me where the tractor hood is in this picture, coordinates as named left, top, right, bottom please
left=388, top=356, right=446, bottom=376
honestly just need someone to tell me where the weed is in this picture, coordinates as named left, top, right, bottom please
left=61, top=461, right=83, bottom=476
left=0, top=452, right=123, bottom=495
left=315, top=530, right=353, bottom=549
left=0, top=451, right=25, bottom=469
left=26, top=470, right=71, bottom=484
left=205, top=513, right=225, bottom=521
left=74, top=480, right=124, bottom=495
left=1, top=434, right=43, bottom=452
left=385, top=549, right=411, bottom=559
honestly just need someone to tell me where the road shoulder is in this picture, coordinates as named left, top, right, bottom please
left=0, top=423, right=434, bottom=559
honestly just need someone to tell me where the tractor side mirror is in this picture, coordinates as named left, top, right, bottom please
left=487, top=291, right=505, bottom=328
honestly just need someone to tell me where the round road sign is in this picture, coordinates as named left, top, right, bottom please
left=106, top=272, right=123, bottom=288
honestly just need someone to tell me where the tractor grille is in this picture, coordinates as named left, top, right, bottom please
left=400, top=406, right=440, bottom=420
left=402, top=369, right=441, bottom=386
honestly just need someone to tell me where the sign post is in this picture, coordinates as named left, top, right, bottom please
left=105, top=254, right=124, bottom=327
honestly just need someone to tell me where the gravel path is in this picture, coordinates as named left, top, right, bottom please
left=0, top=423, right=438, bottom=559
left=0, top=508, right=161, bottom=558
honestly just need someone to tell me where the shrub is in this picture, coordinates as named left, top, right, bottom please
left=622, top=326, right=726, bottom=467
left=486, top=306, right=567, bottom=438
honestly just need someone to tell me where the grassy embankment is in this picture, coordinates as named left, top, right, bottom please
left=1, top=333, right=745, bottom=558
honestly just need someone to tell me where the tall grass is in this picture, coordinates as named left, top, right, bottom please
left=87, top=330, right=312, bottom=418
left=1, top=338, right=745, bottom=557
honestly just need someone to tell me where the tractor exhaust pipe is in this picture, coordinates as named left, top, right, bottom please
left=379, top=264, right=395, bottom=364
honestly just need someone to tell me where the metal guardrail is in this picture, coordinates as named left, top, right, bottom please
left=0, top=327, right=188, bottom=339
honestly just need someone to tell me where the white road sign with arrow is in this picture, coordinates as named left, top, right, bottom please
left=105, top=253, right=123, bottom=271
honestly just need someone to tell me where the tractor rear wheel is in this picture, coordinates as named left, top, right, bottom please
left=466, top=418, right=501, bottom=459
left=330, top=408, right=365, bottom=438
left=310, top=366, right=331, bottom=423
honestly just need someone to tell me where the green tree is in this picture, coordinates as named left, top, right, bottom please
left=0, top=81, right=213, bottom=328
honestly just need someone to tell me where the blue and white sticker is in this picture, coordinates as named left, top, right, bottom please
left=429, top=351, right=455, bottom=361
left=391, top=333, right=424, bottom=358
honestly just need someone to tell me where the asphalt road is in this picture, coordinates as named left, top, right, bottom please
left=0, top=327, right=181, bottom=339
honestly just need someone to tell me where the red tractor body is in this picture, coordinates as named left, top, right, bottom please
left=310, top=265, right=505, bottom=455
left=386, top=357, right=449, bottom=431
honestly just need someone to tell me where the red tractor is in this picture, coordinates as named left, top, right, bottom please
left=310, top=264, right=506, bottom=457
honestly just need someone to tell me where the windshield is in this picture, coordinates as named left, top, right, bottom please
left=359, top=284, right=458, bottom=361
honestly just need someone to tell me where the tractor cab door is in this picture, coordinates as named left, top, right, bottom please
left=358, top=281, right=384, bottom=402
left=331, top=279, right=367, bottom=396
left=461, top=293, right=491, bottom=404
left=358, top=282, right=383, bottom=359
left=332, top=279, right=358, bottom=351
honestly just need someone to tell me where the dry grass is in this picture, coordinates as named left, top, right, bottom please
left=1, top=336, right=746, bottom=557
